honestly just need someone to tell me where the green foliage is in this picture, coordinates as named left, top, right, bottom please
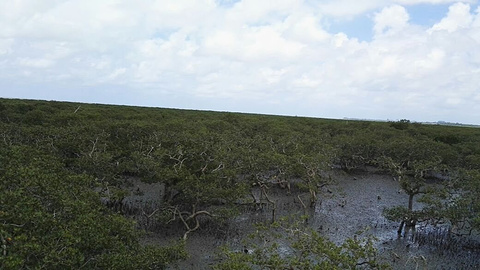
left=444, top=170, right=480, bottom=231
left=377, top=151, right=447, bottom=231
left=390, top=119, right=410, bottom=130
left=0, top=146, right=186, bottom=269
left=383, top=206, right=420, bottom=225
left=214, top=216, right=389, bottom=269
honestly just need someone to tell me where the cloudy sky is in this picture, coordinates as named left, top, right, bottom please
left=1, top=0, right=480, bottom=124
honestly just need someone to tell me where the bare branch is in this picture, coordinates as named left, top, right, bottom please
left=1, top=222, right=25, bottom=228
left=297, top=195, right=307, bottom=209
left=212, top=163, right=224, bottom=172
left=89, top=137, right=98, bottom=158
left=142, top=209, right=159, bottom=219
left=145, top=146, right=154, bottom=157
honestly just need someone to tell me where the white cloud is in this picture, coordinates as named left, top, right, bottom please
left=283, top=15, right=331, bottom=43
left=315, top=0, right=474, bottom=17
left=1, top=0, right=480, bottom=124
left=474, top=6, right=480, bottom=25
left=414, top=48, right=445, bottom=70
left=225, top=0, right=303, bottom=24
left=315, top=0, right=388, bottom=18
left=17, top=57, right=54, bottom=68
left=260, top=68, right=287, bottom=85
left=429, top=2, right=473, bottom=32
left=373, top=5, right=410, bottom=35
left=104, top=68, right=127, bottom=81
left=332, top=33, right=349, bottom=47
left=0, top=38, right=14, bottom=55
left=397, top=0, right=476, bottom=3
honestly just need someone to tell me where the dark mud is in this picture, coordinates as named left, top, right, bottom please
left=316, top=170, right=480, bottom=270
left=134, top=170, right=480, bottom=270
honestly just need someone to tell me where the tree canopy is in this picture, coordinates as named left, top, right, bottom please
left=1, top=98, right=480, bottom=268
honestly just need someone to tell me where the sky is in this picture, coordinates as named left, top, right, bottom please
left=1, top=0, right=480, bottom=124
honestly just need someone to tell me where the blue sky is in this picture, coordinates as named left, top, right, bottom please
left=327, top=4, right=453, bottom=41
left=1, top=0, right=480, bottom=124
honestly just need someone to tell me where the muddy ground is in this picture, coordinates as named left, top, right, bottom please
left=137, top=169, right=480, bottom=269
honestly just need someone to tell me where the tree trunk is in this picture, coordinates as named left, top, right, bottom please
left=271, top=208, right=276, bottom=224
left=398, top=220, right=405, bottom=235
left=406, top=193, right=417, bottom=227
left=408, top=193, right=414, bottom=211
left=309, top=189, right=317, bottom=207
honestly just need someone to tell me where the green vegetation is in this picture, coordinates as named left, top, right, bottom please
left=215, top=216, right=389, bottom=270
left=1, top=98, right=480, bottom=268
left=0, top=145, right=187, bottom=269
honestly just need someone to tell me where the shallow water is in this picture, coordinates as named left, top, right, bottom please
left=136, top=169, right=480, bottom=269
